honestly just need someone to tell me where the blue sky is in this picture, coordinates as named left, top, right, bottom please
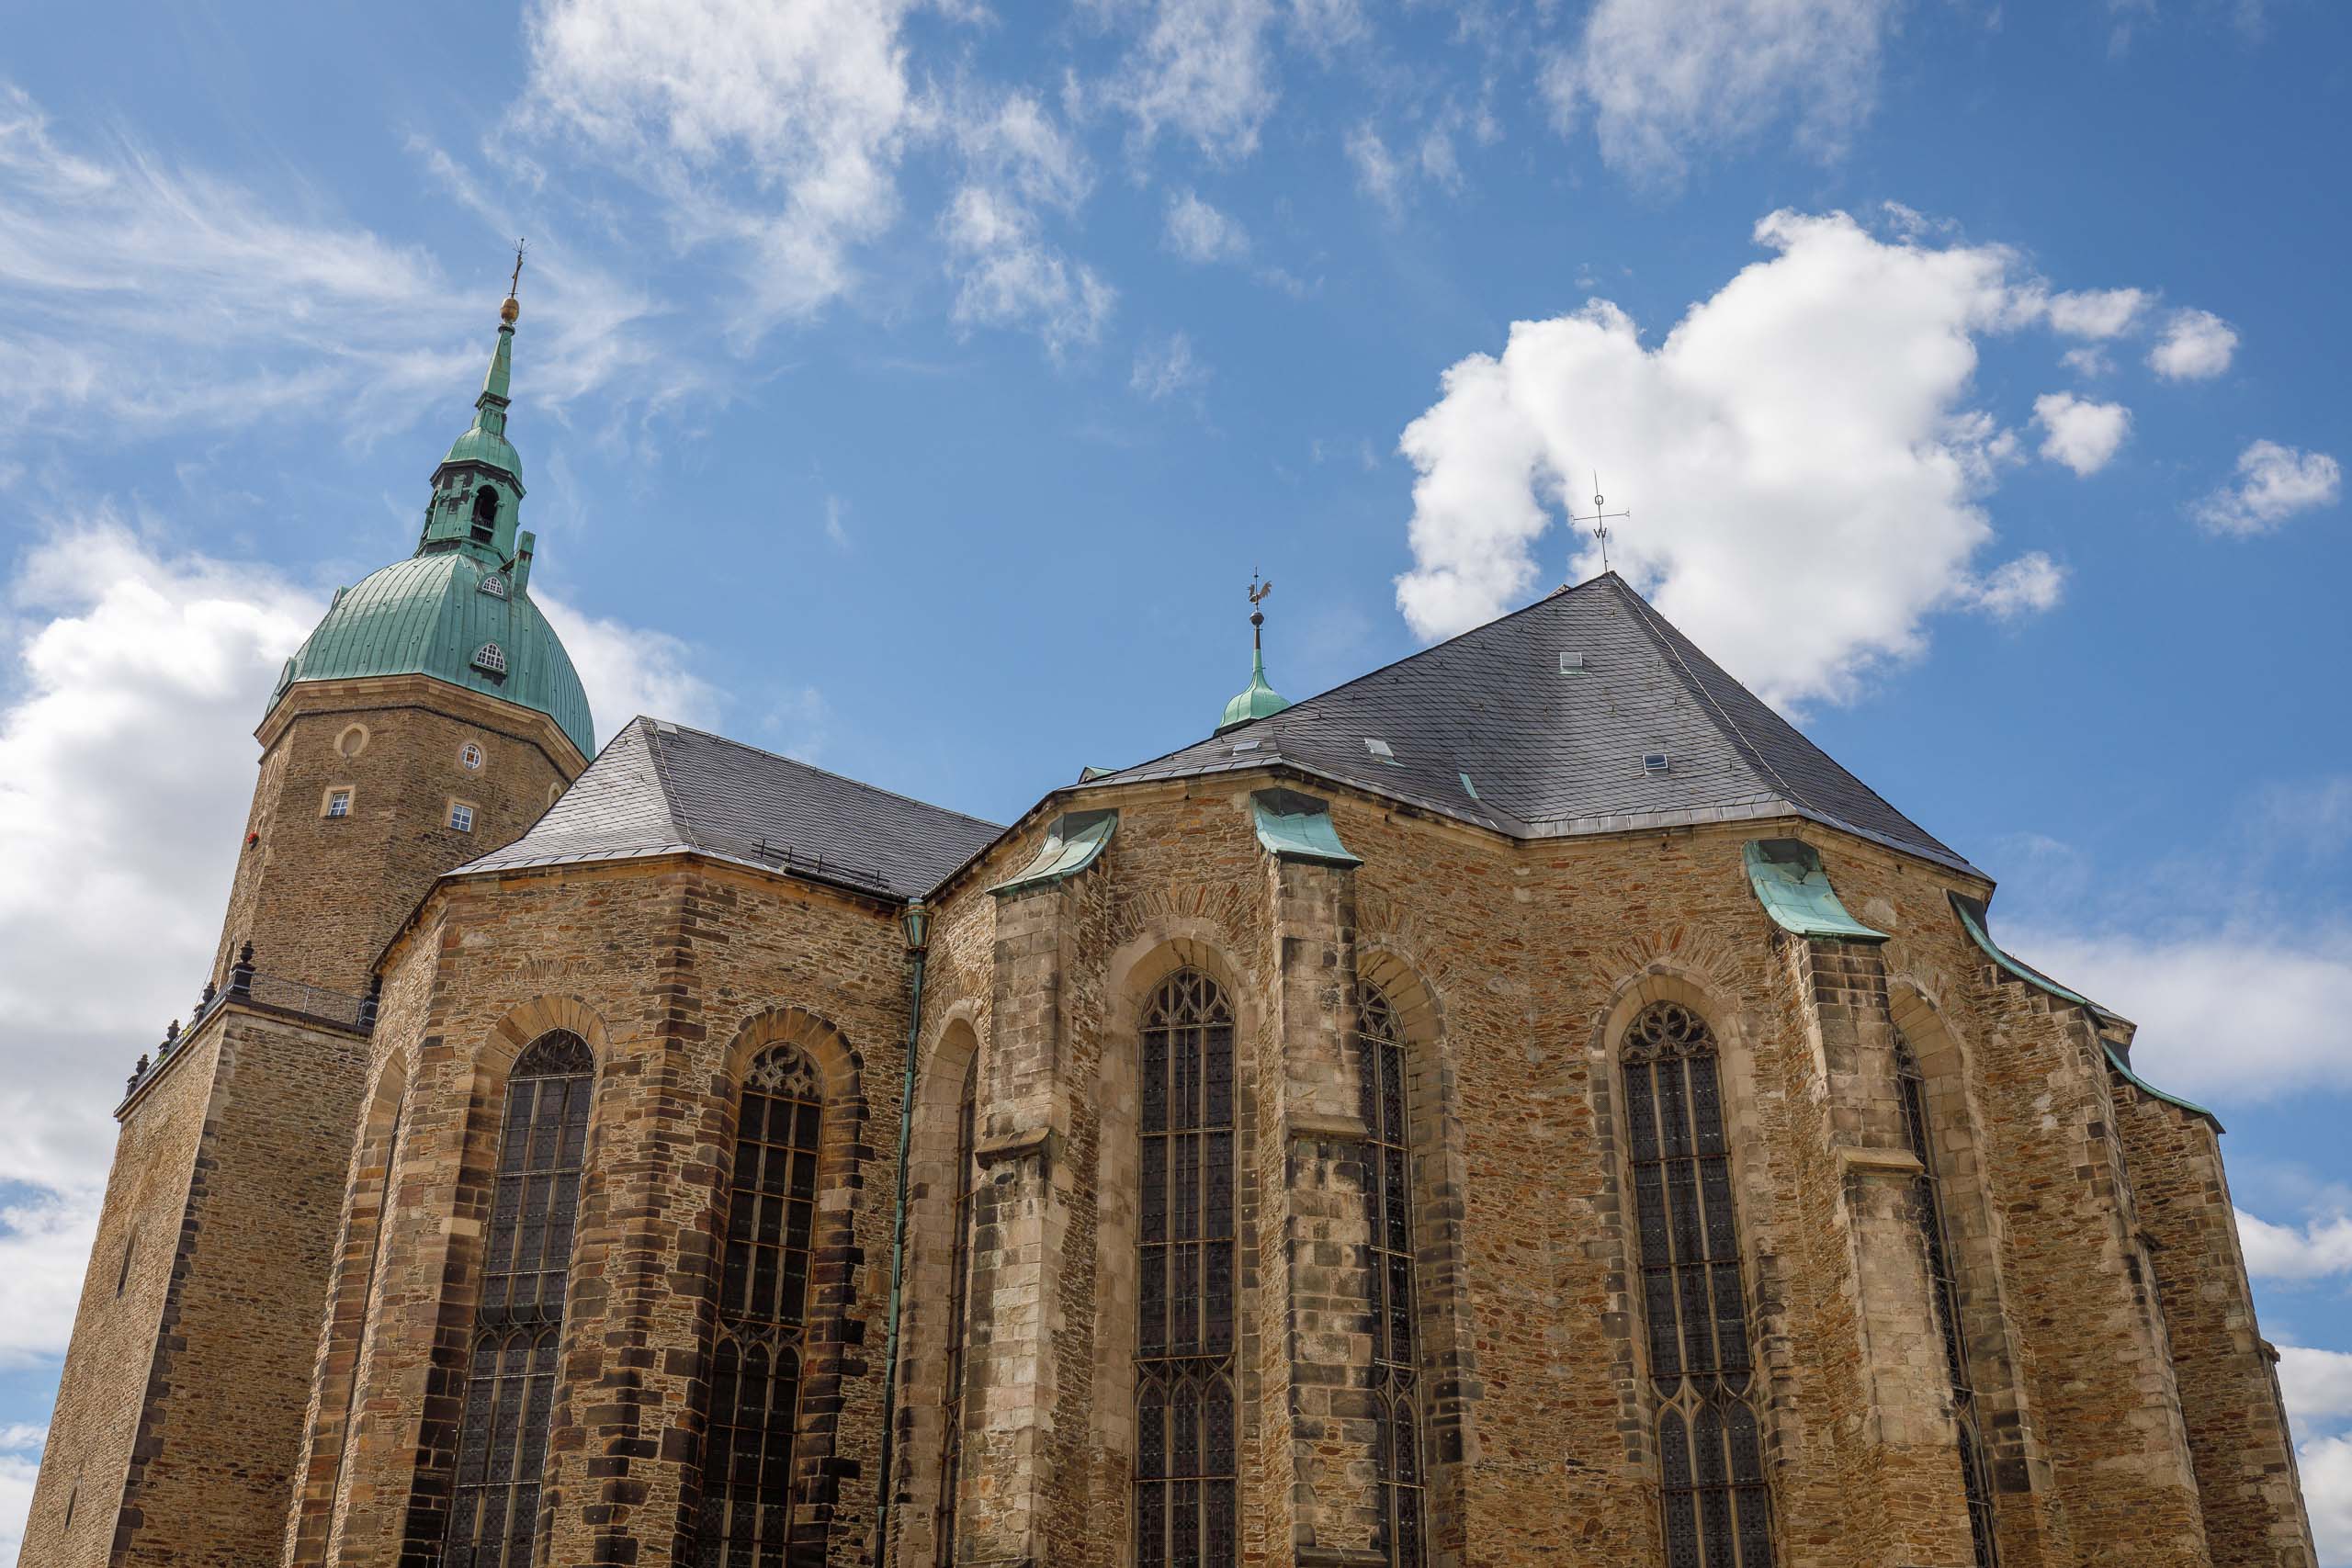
left=1, top=0, right=2346, bottom=1558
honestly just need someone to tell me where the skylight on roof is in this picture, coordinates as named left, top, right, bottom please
left=1231, top=739, right=1261, bottom=752
left=1643, top=752, right=1671, bottom=775
left=1459, top=771, right=1480, bottom=799
left=1559, top=650, right=1586, bottom=673
left=1364, top=738, right=1397, bottom=763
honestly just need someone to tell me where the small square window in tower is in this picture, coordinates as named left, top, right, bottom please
left=325, top=788, right=352, bottom=818
left=470, top=641, right=507, bottom=676
left=447, top=801, right=475, bottom=833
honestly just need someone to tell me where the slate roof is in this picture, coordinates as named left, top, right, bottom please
left=1087, top=573, right=1975, bottom=875
left=457, top=717, right=1002, bottom=897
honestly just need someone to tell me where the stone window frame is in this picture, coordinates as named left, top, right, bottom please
left=445, top=797, right=478, bottom=834
left=459, top=740, right=486, bottom=772
left=890, top=1005, right=985, bottom=1568
left=1090, top=931, right=1264, bottom=1566
left=389, top=995, right=611, bottom=1565
left=288, top=1051, right=412, bottom=1567
left=1885, top=980, right=2047, bottom=1557
left=1355, top=944, right=1476, bottom=1568
left=336, top=722, right=370, bottom=759
left=1591, top=970, right=1785, bottom=1568
left=695, top=1005, right=873, bottom=1566
left=322, top=784, right=356, bottom=818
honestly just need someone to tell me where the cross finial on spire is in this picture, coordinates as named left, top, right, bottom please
left=1566, top=472, right=1631, bottom=578
left=502, top=239, right=526, bottom=325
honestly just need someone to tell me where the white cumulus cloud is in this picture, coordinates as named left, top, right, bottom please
left=2240, top=1211, right=2352, bottom=1282
left=2034, top=392, right=2132, bottom=476
left=2149, top=306, right=2239, bottom=379
left=1393, top=209, right=2079, bottom=709
left=2036, top=287, right=2150, bottom=339
left=2193, top=440, right=2342, bottom=536
left=1544, top=0, right=1897, bottom=184
left=2303, top=1435, right=2352, bottom=1567
left=1098, top=0, right=1282, bottom=160
left=0, top=1421, right=43, bottom=1566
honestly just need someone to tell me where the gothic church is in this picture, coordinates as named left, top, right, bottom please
left=24, top=287, right=2316, bottom=1568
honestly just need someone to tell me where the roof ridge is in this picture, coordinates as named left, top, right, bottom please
left=1105, top=572, right=1628, bottom=782
left=651, top=718, right=1004, bottom=832
left=1607, top=578, right=1819, bottom=818
left=635, top=717, right=702, bottom=848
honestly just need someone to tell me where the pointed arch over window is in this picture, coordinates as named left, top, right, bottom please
left=1136, top=967, right=1238, bottom=1568
left=694, top=1043, right=824, bottom=1566
left=1894, top=1030, right=1999, bottom=1566
left=933, top=1052, right=980, bottom=1567
left=1622, top=1001, right=1773, bottom=1568
left=1357, top=982, right=1427, bottom=1566
left=442, top=1030, right=593, bottom=1568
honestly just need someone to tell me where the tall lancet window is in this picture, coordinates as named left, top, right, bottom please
left=934, top=1055, right=980, bottom=1568
left=443, top=1031, right=594, bottom=1568
left=694, top=1044, right=824, bottom=1567
left=1621, top=1002, right=1774, bottom=1568
left=1136, top=968, right=1238, bottom=1568
left=1894, top=1032, right=1999, bottom=1568
left=1358, top=984, right=1427, bottom=1566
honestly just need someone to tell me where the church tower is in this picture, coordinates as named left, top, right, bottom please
left=23, top=277, right=594, bottom=1568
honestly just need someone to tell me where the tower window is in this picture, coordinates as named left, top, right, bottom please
left=470, top=486, right=498, bottom=543
left=324, top=787, right=353, bottom=818
left=471, top=642, right=507, bottom=676
left=115, top=1230, right=137, bottom=1298
left=479, top=572, right=508, bottom=599
left=447, top=800, right=476, bottom=833
left=460, top=742, right=485, bottom=771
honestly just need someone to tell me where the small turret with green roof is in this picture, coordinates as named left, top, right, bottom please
left=1216, top=576, right=1291, bottom=734
left=266, top=259, right=594, bottom=758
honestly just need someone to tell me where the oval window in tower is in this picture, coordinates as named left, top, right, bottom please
left=460, top=741, right=485, bottom=771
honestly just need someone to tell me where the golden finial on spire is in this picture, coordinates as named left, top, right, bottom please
left=501, top=238, right=526, bottom=325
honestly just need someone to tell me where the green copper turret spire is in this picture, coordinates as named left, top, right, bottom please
left=1216, top=576, right=1292, bottom=734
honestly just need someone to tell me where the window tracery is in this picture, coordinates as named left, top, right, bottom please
left=1136, top=968, right=1238, bottom=1568
left=1621, top=1002, right=1773, bottom=1568
left=692, top=1043, right=823, bottom=1567
left=441, top=1031, right=593, bottom=1568
left=1894, top=1032, right=1999, bottom=1567
left=1357, top=983, right=1427, bottom=1566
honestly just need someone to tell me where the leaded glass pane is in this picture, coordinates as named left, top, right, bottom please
left=442, top=1033, right=591, bottom=1567
left=1623, top=1004, right=1772, bottom=1568
left=1358, top=984, right=1428, bottom=1566
left=935, top=1055, right=980, bottom=1567
left=692, top=1044, right=822, bottom=1567
left=1136, top=970, right=1237, bottom=1566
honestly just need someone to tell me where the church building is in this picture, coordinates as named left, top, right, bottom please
left=22, top=283, right=2316, bottom=1568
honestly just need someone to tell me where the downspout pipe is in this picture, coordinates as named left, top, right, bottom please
left=874, top=901, right=931, bottom=1563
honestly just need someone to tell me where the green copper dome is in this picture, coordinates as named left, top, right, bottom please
left=266, top=294, right=594, bottom=758
left=1217, top=645, right=1290, bottom=733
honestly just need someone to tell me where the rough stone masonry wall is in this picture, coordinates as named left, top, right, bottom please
left=24, top=1006, right=368, bottom=1568
left=214, top=678, right=576, bottom=995
left=300, top=856, right=918, bottom=1568
left=2115, top=1079, right=2317, bottom=1567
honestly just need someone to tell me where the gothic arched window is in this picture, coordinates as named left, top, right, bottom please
left=694, top=1043, right=824, bottom=1566
left=1136, top=968, right=1238, bottom=1568
left=1621, top=1002, right=1773, bottom=1568
left=1359, top=984, right=1427, bottom=1566
left=934, top=1053, right=980, bottom=1567
left=470, top=486, right=498, bottom=543
left=442, top=1030, right=593, bottom=1568
left=1894, top=1032, right=1999, bottom=1567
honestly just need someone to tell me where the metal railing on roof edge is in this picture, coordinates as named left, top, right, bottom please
left=121, top=942, right=377, bottom=1100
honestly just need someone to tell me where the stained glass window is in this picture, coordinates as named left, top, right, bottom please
left=442, top=1031, right=593, bottom=1568
left=1894, top=1032, right=1999, bottom=1567
left=934, top=1054, right=980, bottom=1567
left=693, top=1043, right=823, bottom=1567
left=1136, top=968, right=1238, bottom=1568
left=1622, top=1002, right=1772, bottom=1568
left=1358, top=984, right=1426, bottom=1567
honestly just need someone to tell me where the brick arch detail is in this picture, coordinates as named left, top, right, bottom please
left=889, top=1004, right=985, bottom=1566
left=1354, top=943, right=1479, bottom=1568
left=696, top=1002, right=873, bottom=1565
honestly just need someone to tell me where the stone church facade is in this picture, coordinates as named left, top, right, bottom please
left=23, top=295, right=2315, bottom=1568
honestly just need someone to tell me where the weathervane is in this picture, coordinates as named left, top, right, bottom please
left=1248, top=571, right=1273, bottom=649
left=1567, top=473, right=1630, bottom=576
